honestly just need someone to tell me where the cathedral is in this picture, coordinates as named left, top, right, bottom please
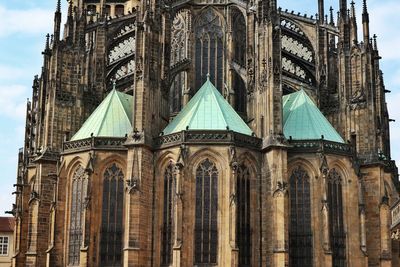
left=8, top=0, right=400, bottom=266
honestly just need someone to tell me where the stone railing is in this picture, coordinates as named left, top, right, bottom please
left=63, top=137, right=127, bottom=154
left=155, top=130, right=262, bottom=150
left=288, top=139, right=352, bottom=156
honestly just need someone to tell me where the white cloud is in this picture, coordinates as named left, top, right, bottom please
left=0, top=5, right=53, bottom=37
left=0, top=84, right=29, bottom=119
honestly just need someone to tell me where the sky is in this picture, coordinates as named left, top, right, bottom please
left=0, top=0, right=399, bottom=215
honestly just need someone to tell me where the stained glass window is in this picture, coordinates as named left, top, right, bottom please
left=237, top=164, right=251, bottom=266
left=328, top=169, right=346, bottom=267
left=194, top=159, right=218, bottom=264
left=289, top=166, right=313, bottom=267
left=68, top=166, right=88, bottom=266
left=100, top=163, right=124, bottom=266
left=194, top=9, right=224, bottom=92
left=161, top=164, right=175, bottom=265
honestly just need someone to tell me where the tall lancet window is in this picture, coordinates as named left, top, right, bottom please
left=194, top=8, right=224, bottom=92
left=170, top=10, right=190, bottom=113
left=69, top=166, right=88, bottom=266
left=289, top=166, right=313, bottom=267
left=100, top=163, right=124, bottom=266
left=161, top=164, right=175, bottom=265
left=195, top=159, right=218, bottom=264
left=328, top=169, right=346, bottom=267
left=237, top=164, right=251, bottom=266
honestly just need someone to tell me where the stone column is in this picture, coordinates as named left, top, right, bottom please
left=229, top=161, right=238, bottom=267
left=172, top=163, right=184, bottom=267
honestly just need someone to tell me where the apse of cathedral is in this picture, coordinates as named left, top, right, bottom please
left=9, top=0, right=400, bottom=266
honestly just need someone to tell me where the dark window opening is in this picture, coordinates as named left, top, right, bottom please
left=161, top=164, right=175, bottom=265
left=100, top=163, right=124, bottom=267
left=289, top=166, right=313, bottom=267
left=328, top=169, right=346, bottom=267
left=237, top=164, right=251, bottom=266
left=195, top=159, right=218, bottom=264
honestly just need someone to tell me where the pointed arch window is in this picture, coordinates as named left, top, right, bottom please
left=289, top=166, right=313, bottom=267
left=328, top=168, right=346, bottom=267
left=237, top=164, right=251, bottom=266
left=100, top=163, right=124, bottom=266
left=194, top=9, right=224, bottom=92
left=161, top=164, right=175, bottom=265
left=69, top=166, right=88, bottom=266
left=195, top=159, right=218, bottom=264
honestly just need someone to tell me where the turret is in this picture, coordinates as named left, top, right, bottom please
left=362, top=0, right=370, bottom=44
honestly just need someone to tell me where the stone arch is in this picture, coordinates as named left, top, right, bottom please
left=187, top=148, right=227, bottom=176
left=288, top=157, right=319, bottom=179
left=65, top=156, right=85, bottom=180
left=97, top=154, right=127, bottom=178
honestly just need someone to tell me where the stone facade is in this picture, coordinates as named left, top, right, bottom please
left=8, top=0, right=399, bottom=267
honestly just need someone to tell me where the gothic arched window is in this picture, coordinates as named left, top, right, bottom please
left=237, top=164, right=251, bottom=266
left=234, top=72, right=246, bottom=114
left=100, top=163, right=124, bottom=266
left=328, top=169, right=346, bottom=267
left=169, top=11, right=190, bottom=113
left=115, top=5, right=124, bottom=16
left=69, top=166, right=88, bottom=266
left=194, top=8, right=224, bottom=92
left=232, top=10, right=246, bottom=67
left=161, top=164, right=175, bottom=265
left=289, top=166, right=313, bottom=267
left=195, top=159, right=218, bottom=264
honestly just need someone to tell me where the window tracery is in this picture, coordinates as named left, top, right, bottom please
left=289, top=166, right=313, bottom=267
left=195, top=158, right=218, bottom=264
left=169, top=11, right=190, bottom=113
left=237, top=164, right=251, bottom=266
left=194, top=8, right=224, bottom=92
left=68, top=166, right=88, bottom=266
left=328, top=168, right=346, bottom=267
left=100, top=163, right=124, bottom=266
left=161, top=164, right=175, bottom=265
left=232, top=10, right=246, bottom=67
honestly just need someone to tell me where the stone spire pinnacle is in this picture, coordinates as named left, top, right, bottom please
left=329, top=6, right=335, bottom=25
left=362, top=0, right=370, bottom=43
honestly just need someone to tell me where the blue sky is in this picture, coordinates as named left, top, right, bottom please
left=0, top=0, right=399, bottom=214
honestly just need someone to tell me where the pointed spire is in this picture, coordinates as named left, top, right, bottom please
left=45, top=33, right=50, bottom=51
left=56, top=0, right=61, bottom=13
left=329, top=6, right=335, bottom=25
left=350, top=1, right=356, bottom=18
left=362, top=0, right=370, bottom=43
left=373, top=34, right=378, bottom=50
left=340, top=0, right=347, bottom=19
left=53, top=0, right=62, bottom=44
left=350, top=1, right=357, bottom=43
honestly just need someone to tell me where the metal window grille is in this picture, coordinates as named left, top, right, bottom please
left=237, top=164, right=251, bottom=266
left=289, top=166, right=313, bottom=267
left=194, top=159, right=218, bottom=264
left=328, top=169, right=346, bottom=267
left=100, top=163, right=124, bottom=267
left=68, top=166, right=88, bottom=266
left=161, top=164, right=175, bottom=265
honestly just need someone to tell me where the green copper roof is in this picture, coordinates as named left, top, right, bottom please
left=163, top=78, right=253, bottom=136
left=283, top=90, right=345, bottom=143
left=71, top=90, right=133, bottom=141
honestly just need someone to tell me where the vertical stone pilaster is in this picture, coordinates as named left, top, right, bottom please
left=172, top=163, right=183, bottom=267
left=229, top=160, right=238, bottom=267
